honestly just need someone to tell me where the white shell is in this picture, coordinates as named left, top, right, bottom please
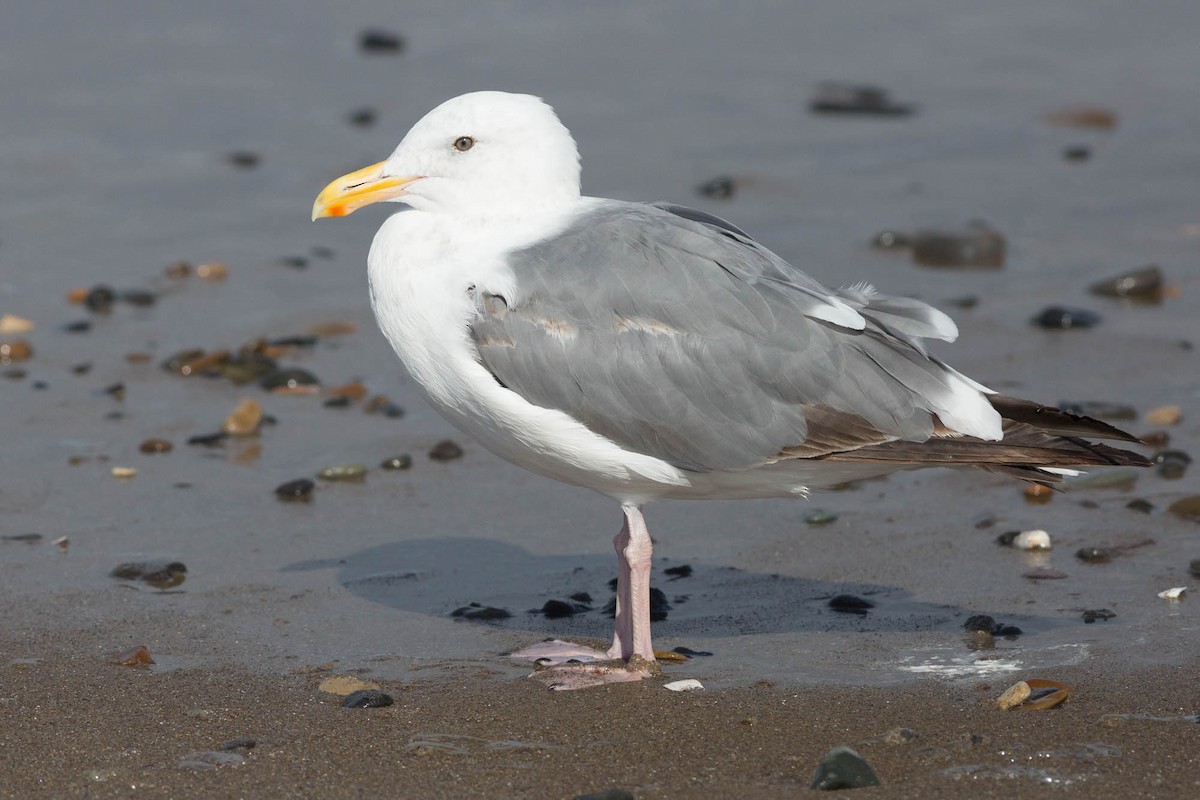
left=1157, top=586, right=1187, bottom=600
left=663, top=679, right=704, bottom=692
left=1013, top=529, right=1051, bottom=550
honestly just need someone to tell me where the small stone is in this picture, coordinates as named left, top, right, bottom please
left=0, top=340, right=32, bottom=363
left=53, top=536, right=69, bottom=552
left=539, top=599, right=581, bottom=618
left=348, top=107, right=377, bottom=127
left=120, top=289, right=156, bottom=307
left=0, top=314, right=33, bottom=334
left=218, top=738, right=257, bottom=753
left=963, top=614, right=997, bottom=633
left=570, top=592, right=593, bottom=603
left=226, top=151, right=260, bottom=169
left=279, top=255, right=308, bottom=268
left=672, top=646, right=714, bottom=657
left=1126, top=498, right=1154, bottom=514
left=663, top=564, right=692, bottom=579
left=1045, top=106, right=1118, bottom=130
left=1062, top=144, right=1091, bottom=162
left=1157, top=587, right=1187, bottom=600
left=1168, top=496, right=1200, bottom=522
left=309, top=321, right=357, bottom=336
left=870, top=230, right=911, bottom=250
left=165, top=261, right=191, bottom=278
left=109, top=645, right=155, bottom=667
left=274, top=478, right=314, bottom=502
left=380, top=454, right=413, bottom=471
left=997, top=681, right=1032, bottom=710
left=571, top=791, right=634, bottom=800
left=1190, top=559, right=1200, bottom=577
left=110, top=560, right=187, bottom=589
left=1145, top=405, right=1182, bottom=426
left=222, top=399, right=263, bottom=436
left=1023, top=483, right=1054, bottom=503
left=451, top=604, right=511, bottom=620
left=111, top=466, right=137, bottom=479
left=1082, top=609, right=1116, bottom=623
left=1032, top=306, right=1101, bottom=330
left=663, top=679, right=704, bottom=692
left=2, top=533, right=42, bottom=542
left=261, top=368, right=320, bottom=392
left=911, top=224, right=1005, bottom=269
left=697, top=176, right=735, bottom=200
left=1024, top=568, right=1068, bottom=580
left=139, top=438, right=173, bottom=455
left=805, top=509, right=838, bottom=525
left=358, top=28, right=405, bottom=53
left=1155, top=450, right=1191, bottom=480
left=323, top=396, right=351, bottom=408
left=187, top=431, right=229, bottom=447
left=342, top=689, right=394, bottom=708
left=828, top=594, right=874, bottom=614
left=63, top=320, right=91, bottom=333
left=196, top=262, right=229, bottom=280
left=318, top=675, right=381, bottom=696
left=84, top=285, right=117, bottom=313
left=882, top=727, right=919, bottom=745
left=317, top=463, right=366, bottom=481
left=810, top=746, right=882, bottom=790
left=1012, top=530, right=1051, bottom=550
left=1090, top=265, right=1163, bottom=301
left=809, top=82, right=914, bottom=116
left=1076, top=546, right=1115, bottom=564
left=429, top=440, right=464, bottom=461
left=177, top=751, right=245, bottom=769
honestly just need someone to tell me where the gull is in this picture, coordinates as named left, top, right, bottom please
left=313, top=91, right=1148, bottom=688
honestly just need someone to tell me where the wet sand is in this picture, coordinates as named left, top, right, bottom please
left=2, top=1, right=1199, bottom=798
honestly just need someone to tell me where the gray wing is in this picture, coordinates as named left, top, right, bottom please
left=469, top=201, right=983, bottom=473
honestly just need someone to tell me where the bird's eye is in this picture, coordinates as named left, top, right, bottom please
left=453, top=136, right=475, bottom=152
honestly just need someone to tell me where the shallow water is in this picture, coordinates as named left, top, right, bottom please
left=1, top=1, right=1197, bottom=688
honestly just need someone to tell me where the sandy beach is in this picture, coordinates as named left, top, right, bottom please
left=1, top=2, right=1198, bottom=797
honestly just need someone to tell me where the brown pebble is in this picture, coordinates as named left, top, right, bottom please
left=1141, top=430, right=1170, bottom=449
left=1145, top=405, right=1182, bottom=426
left=1023, top=483, right=1053, bottom=504
left=0, top=314, right=33, bottom=334
left=0, top=340, right=32, bottom=363
left=67, top=287, right=90, bottom=304
left=1024, top=568, right=1068, bottom=580
left=1167, top=495, right=1200, bottom=522
left=125, top=352, right=153, bottom=364
left=996, top=681, right=1031, bottom=710
left=139, top=438, right=173, bottom=455
left=110, top=645, right=155, bottom=667
left=429, top=440, right=464, bottom=461
left=222, top=398, right=264, bottom=436
left=328, top=381, right=368, bottom=401
left=309, top=321, right=358, bottom=336
left=1045, top=106, right=1118, bottom=130
left=165, top=261, right=192, bottom=279
left=180, top=350, right=230, bottom=377
left=196, top=262, right=229, bottom=280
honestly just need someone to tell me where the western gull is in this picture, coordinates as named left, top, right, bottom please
left=313, top=91, right=1149, bottom=689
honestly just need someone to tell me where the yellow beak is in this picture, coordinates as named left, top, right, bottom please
left=311, top=161, right=422, bottom=221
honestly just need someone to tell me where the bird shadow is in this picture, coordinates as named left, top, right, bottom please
left=283, top=536, right=1066, bottom=642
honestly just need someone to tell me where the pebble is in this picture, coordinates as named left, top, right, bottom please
left=1045, top=106, right=1117, bottom=130
left=196, top=262, right=229, bottom=281
left=328, top=381, right=368, bottom=401
left=84, top=285, right=117, bottom=312
left=809, top=82, right=914, bottom=116
left=571, top=791, right=634, bottom=800
left=663, top=564, right=692, bottom=579
left=672, top=646, right=714, bottom=657
left=348, top=106, right=377, bottom=127
left=1145, top=405, right=1182, bottom=426
left=109, top=645, right=155, bottom=667
left=828, top=594, right=874, bottom=614
left=1062, top=144, right=1091, bottom=162
left=2, top=533, right=42, bottom=542
left=1076, top=546, right=1116, bottom=564
left=539, top=599, right=586, bottom=618
left=1168, top=495, right=1200, bottom=522
left=218, top=738, right=257, bottom=753
left=1023, top=483, right=1053, bottom=503
left=0, top=340, right=32, bottom=363
left=1024, top=568, right=1068, bottom=580
left=451, top=603, right=511, bottom=620
left=429, top=440, right=464, bottom=461
left=309, top=321, right=357, bottom=336
left=696, top=176, right=735, bottom=200
left=1126, top=498, right=1154, bottom=513
left=261, top=368, right=320, bottom=392
left=1157, top=587, right=1187, bottom=600
left=139, top=438, right=173, bottom=454
left=178, top=751, right=246, bottom=769
left=110, top=560, right=188, bottom=589
left=165, top=261, right=191, bottom=278
left=1190, top=559, right=1200, bottom=577
left=962, top=615, right=1022, bottom=637
left=1090, top=265, right=1163, bottom=301
left=358, top=28, right=405, bottom=53
left=1032, top=306, right=1101, bottom=330
left=380, top=454, right=413, bottom=471
left=274, top=478, right=314, bottom=502
left=882, top=727, right=920, bottom=745
left=111, top=466, right=137, bottom=479
left=4, top=368, right=26, bottom=380
left=53, top=536, right=69, bottom=552
left=120, top=289, right=156, bottom=307
left=910, top=224, right=1005, bottom=269
left=663, top=679, right=704, bottom=692
left=805, top=509, right=838, bottom=525
left=810, top=746, right=882, bottom=790
left=871, top=230, right=910, bottom=250
left=342, top=689, right=394, bottom=708
left=222, top=398, right=263, bottom=436
left=0, top=314, right=33, bottom=334
left=226, top=151, right=260, bottom=169
left=1008, top=529, right=1051, bottom=550
left=318, top=675, right=380, bottom=695
left=63, top=320, right=91, bottom=333
left=324, top=396, right=351, bottom=408
left=1155, top=450, right=1190, bottom=480
left=996, top=681, right=1032, bottom=710
left=187, top=431, right=229, bottom=447
left=317, top=463, right=366, bottom=481
left=1082, top=609, right=1116, bottom=623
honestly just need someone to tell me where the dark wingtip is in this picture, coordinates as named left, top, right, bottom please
left=988, top=394, right=1144, bottom=444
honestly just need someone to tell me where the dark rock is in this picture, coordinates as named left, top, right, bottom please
left=1062, top=145, right=1091, bottom=162
left=809, top=82, right=914, bottom=117
left=84, top=285, right=116, bottom=313
left=672, top=646, right=714, bottom=657
left=269, top=335, right=318, bottom=348
left=71, top=363, right=92, bottom=375
left=120, top=289, right=156, bottom=307
left=664, top=564, right=693, bottom=579
left=570, top=592, right=593, bottom=604
left=1126, top=498, right=1154, bottom=514
left=697, top=176, right=735, bottom=200
left=962, top=615, right=1022, bottom=637
left=110, top=560, right=187, bottom=589
left=571, top=791, right=635, bottom=800
left=911, top=224, right=1005, bottom=269
left=311, top=246, right=335, bottom=259
left=358, top=28, right=405, bottom=53
left=828, top=594, right=874, bottom=614
left=1076, top=546, right=1116, bottom=564
left=275, top=478, right=315, bottom=502
left=139, top=438, right=173, bottom=454
left=342, top=690, right=394, bottom=708
left=649, top=588, right=671, bottom=621
left=429, top=440, right=463, bottom=461
left=187, top=431, right=229, bottom=447
left=1156, top=450, right=1191, bottom=480
left=226, top=151, right=260, bottom=169
left=323, top=396, right=351, bottom=408
left=870, top=230, right=910, bottom=250
left=1167, top=496, right=1200, bottom=522
left=1090, top=265, right=1163, bottom=301
left=995, top=530, right=1019, bottom=547
left=260, top=368, right=320, bottom=391
left=539, top=599, right=582, bottom=619
left=810, top=745, right=882, bottom=790
left=2, top=533, right=42, bottom=542
left=380, top=454, right=413, bottom=471
left=1032, top=306, right=1101, bottom=330
left=64, top=319, right=92, bottom=333
left=280, top=256, right=308, bottom=268
left=1082, top=609, right=1116, bottom=623
left=348, top=107, right=377, bottom=127
left=218, top=737, right=257, bottom=753
left=451, top=603, right=511, bottom=621
left=104, top=382, right=125, bottom=400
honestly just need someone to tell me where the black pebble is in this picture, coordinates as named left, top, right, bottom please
left=188, top=431, right=229, bottom=447
left=64, top=320, right=92, bottom=333
left=995, top=531, right=1020, bottom=547
left=227, top=151, right=261, bottom=169
left=120, top=289, right=156, bottom=307
left=1126, top=498, right=1154, bottom=514
left=663, top=564, right=693, bottom=579
left=540, top=599, right=581, bottom=619
left=358, top=28, right=405, bottom=53
left=672, top=646, right=714, bottom=657
left=1063, top=144, right=1091, bottom=162
left=275, top=478, right=315, bottom=502
left=348, top=107, right=377, bottom=127
left=380, top=454, right=413, bottom=471
left=2, top=533, right=42, bottom=542
left=429, top=440, right=463, bottom=461
left=218, top=737, right=257, bottom=752
left=1032, top=306, right=1101, bottom=330
left=963, top=614, right=1022, bottom=637
left=380, top=403, right=405, bottom=418
left=451, top=603, right=511, bottom=620
left=1082, top=609, right=1116, bottom=624
left=84, top=285, right=116, bottom=313
left=570, top=592, right=593, bottom=603
left=311, top=246, right=335, bottom=259
left=571, top=791, right=635, bottom=800
left=697, top=176, right=735, bottom=200
left=260, top=368, right=320, bottom=390
left=280, top=256, right=308, bottom=268
left=342, top=690, right=394, bottom=708
left=828, top=594, right=874, bottom=614
left=1076, top=546, right=1115, bottom=564
left=104, top=382, right=125, bottom=400
left=323, top=396, right=351, bottom=408
left=607, top=577, right=618, bottom=591
left=809, top=82, right=915, bottom=117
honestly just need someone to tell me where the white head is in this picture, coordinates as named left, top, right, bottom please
left=312, top=92, right=581, bottom=220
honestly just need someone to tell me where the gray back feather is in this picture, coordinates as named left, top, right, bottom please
left=470, top=201, right=968, bottom=472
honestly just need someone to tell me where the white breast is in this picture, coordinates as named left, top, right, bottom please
left=366, top=211, right=691, bottom=504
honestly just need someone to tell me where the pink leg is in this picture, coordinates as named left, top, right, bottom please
left=607, top=505, right=655, bottom=661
